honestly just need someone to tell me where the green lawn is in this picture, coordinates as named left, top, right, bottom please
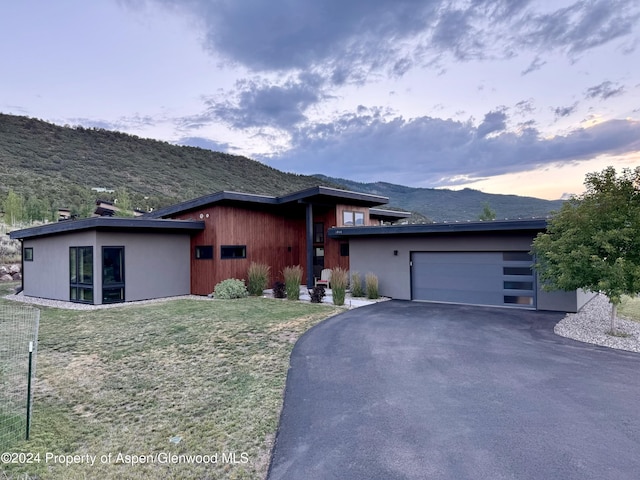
left=0, top=284, right=340, bottom=479
left=619, top=295, right=640, bottom=322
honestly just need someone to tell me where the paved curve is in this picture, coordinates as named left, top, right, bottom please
left=267, top=301, right=640, bottom=480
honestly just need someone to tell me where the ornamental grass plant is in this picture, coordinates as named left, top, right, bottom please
left=283, top=265, right=303, bottom=300
left=330, top=267, right=349, bottom=306
left=350, top=271, right=364, bottom=297
left=247, top=262, right=270, bottom=296
left=365, top=273, right=379, bottom=299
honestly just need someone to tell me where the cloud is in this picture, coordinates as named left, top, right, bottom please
left=477, top=109, right=508, bottom=138
left=553, top=103, right=579, bottom=118
left=179, top=73, right=327, bottom=131
left=585, top=81, right=625, bottom=100
left=522, top=56, right=546, bottom=75
left=517, top=0, right=640, bottom=56
left=263, top=112, right=640, bottom=187
left=68, top=115, right=157, bottom=131
left=133, top=0, right=640, bottom=81
left=177, top=136, right=231, bottom=152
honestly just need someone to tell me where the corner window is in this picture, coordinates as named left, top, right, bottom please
left=343, top=211, right=365, bottom=226
left=221, top=245, right=246, bottom=259
left=195, top=245, right=213, bottom=259
left=24, top=247, right=33, bottom=261
left=70, top=246, right=93, bottom=303
left=103, top=246, right=125, bottom=304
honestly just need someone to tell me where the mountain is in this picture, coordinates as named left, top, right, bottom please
left=0, top=113, right=563, bottom=222
left=313, top=175, right=564, bottom=222
left=0, top=113, right=334, bottom=214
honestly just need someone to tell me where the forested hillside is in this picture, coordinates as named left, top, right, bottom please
left=0, top=113, right=563, bottom=223
left=0, top=113, right=330, bottom=219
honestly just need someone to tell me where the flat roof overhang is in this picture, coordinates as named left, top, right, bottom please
left=328, top=218, right=549, bottom=239
left=9, top=217, right=206, bottom=240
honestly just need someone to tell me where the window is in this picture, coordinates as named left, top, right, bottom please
left=313, top=223, right=324, bottom=243
left=24, top=247, right=33, bottom=261
left=70, top=247, right=93, bottom=303
left=221, top=245, right=246, bottom=259
left=195, top=245, right=213, bottom=259
left=342, top=211, right=365, bottom=226
left=340, top=243, right=349, bottom=257
left=103, top=247, right=125, bottom=304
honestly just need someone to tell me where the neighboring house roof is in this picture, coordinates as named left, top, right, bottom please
left=147, top=186, right=393, bottom=218
left=9, top=217, right=205, bottom=240
left=369, top=208, right=412, bottom=221
left=328, top=218, right=548, bottom=238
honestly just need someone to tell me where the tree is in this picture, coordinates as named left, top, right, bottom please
left=478, top=201, right=496, bottom=221
left=2, top=190, right=25, bottom=225
left=114, top=188, right=135, bottom=217
left=532, top=166, right=640, bottom=332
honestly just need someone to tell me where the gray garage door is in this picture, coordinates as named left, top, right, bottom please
left=410, top=252, right=535, bottom=308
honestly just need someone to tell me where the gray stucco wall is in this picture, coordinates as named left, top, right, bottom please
left=348, top=233, right=584, bottom=312
left=23, top=231, right=97, bottom=302
left=22, top=231, right=191, bottom=304
left=96, top=232, right=191, bottom=302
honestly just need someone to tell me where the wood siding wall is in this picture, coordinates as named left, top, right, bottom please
left=176, top=205, right=306, bottom=294
left=173, top=202, right=374, bottom=295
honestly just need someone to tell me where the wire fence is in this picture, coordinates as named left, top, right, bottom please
left=0, top=304, right=40, bottom=450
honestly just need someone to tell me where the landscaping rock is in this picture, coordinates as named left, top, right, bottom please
left=9, top=264, right=21, bottom=274
left=0, top=274, right=13, bottom=282
left=11, top=272, right=22, bottom=281
left=0, top=266, right=7, bottom=275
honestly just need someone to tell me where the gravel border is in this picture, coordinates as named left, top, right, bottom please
left=2, top=292, right=209, bottom=310
left=554, top=294, right=640, bottom=353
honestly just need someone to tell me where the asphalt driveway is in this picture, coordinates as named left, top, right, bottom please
left=267, top=301, right=640, bottom=480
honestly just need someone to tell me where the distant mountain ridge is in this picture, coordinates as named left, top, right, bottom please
left=313, top=175, right=564, bottom=222
left=0, top=113, right=563, bottom=221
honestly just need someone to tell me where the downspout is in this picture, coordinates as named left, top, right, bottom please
left=306, top=203, right=314, bottom=288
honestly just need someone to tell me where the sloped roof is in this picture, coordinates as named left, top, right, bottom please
left=147, top=186, right=393, bottom=218
left=9, top=217, right=205, bottom=240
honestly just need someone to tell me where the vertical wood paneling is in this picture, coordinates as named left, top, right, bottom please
left=171, top=201, right=373, bottom=295
left=175, top=205, right=306, bottom=294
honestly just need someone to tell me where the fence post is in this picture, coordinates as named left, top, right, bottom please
left=26, top=341, right=33, bottom=441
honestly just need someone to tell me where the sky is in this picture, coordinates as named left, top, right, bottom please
left=1, top=0, right=639, bottom=200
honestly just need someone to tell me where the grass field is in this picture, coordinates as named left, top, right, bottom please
left=0, top=284, right=340, bottom=479
left=619, top=295, right=640, bottom=322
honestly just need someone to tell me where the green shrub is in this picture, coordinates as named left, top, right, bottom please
left=283, top=265, right=303, bottom=301
left=272, top=281, right=286, bottom=299
left=365, top=273, right=379, bottom=299
left=308, top=285, right=326, bottom=303
left=213, top=278, right=248, bottom=299
left=350, top=271, right=364, bottom=297
left=331, top=267, right=349, bottom=306
left=247, top=262, right=270, bottom=296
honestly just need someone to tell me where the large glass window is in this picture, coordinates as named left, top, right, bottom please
left=70, top=246, right=93, bottom=303
left=103, top=246, right=125, bottom=304
left=342, top=211, right=365, bottom=226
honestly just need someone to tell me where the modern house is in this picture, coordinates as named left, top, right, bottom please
left=10, top=185, right=591, bottom=312
left=9, top=186, right=408, bottom=304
